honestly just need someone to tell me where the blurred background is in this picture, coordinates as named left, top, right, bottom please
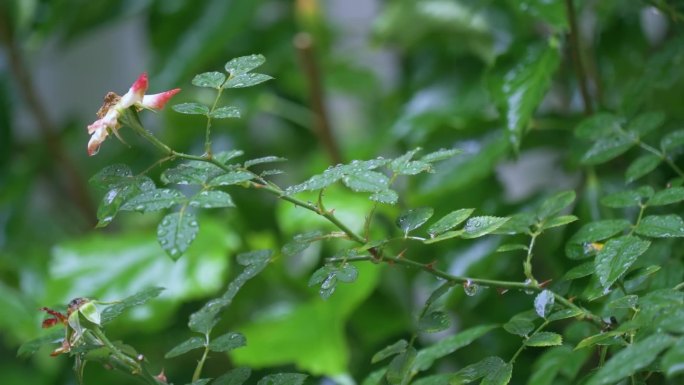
left=1, top=0, right=683, bottom=384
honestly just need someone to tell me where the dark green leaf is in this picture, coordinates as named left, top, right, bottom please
left=444, top=356, right=505, bottom=384
left=342, top=170, right=389, bottom=192
left=581, top=132, right=637, bottom=165
left=244, top=156, right=287, bottom=168
left=495, top=212, right=536, bottom=234
left=537, top=190, right=575, bottom=220
left=214, top=150, right=245, bottom=164
left=575, top=113, right=621, bottom=140
left=418, top=310, right=450, bottom=333
left=396, top=207, right=434, bottom=235
left=595, top=235, right=650, bottom=289
left=210, top=106, right=241, bottom=119
left=649, top=187, right=684, bottom=206
left=427, top=208, right=474, bottom=237
left=189, top=190, right=235, bottom=209
left=626, top=111, right=664, bottom=136
left=213, top=368, right=251, bottom=385
left=308, top=265, right=333, bottom=287
left=17, top=330, right=64, bottom=358
left=525, top=332, right=562, bottom=347
left=372, top=339, right=408, bottom=363
left=89, top=164, right=134, bottom=189
left=319, top=274, right=337, bottom=300
left=256, top=373, right=307, bottom=385
left=413, top=324, right=498, bottom=371
left=662, top=338, right=684, bottom=378
left=100, top=287, right=164, bottom=324
left=386, top=346, right=416, bottom=385
left=461, top=216, right=509, bottom=239
left=94, top=174, right=155, bottom=228
left=534, top=290, right=554, bottom=318
left=419, top=148, right=461, bottom=163
left=565, top=219, right=632, bottom=259
left=285, top=167, right=344, bottom=194
left=208, top=332, right=246, bottom=352
left=635, top=214, right=684, bottom=237
left=225, top=73, right=273, bottom=88
left=480, top=362, right=513, bottom=385
left=161, top=162, right=224, bottom=185
left=607, top=295, right=639, bottom=309
left=120, top=188, right=186, bottom=212
left=173, top=102, right=210, bottom=115
left=504, top=315, right=535, bottom=337
left=157, top=211, right=200, bottom=260
left=601, top=190, right=646, bottom=208
left=336, top=264, right=358, bottom=283
left=225, top=54, right=266, bottom=75
left=542, top=215, right=578, bottom=229
left=626, top=154, right=662, bottom=183
left=548, top=308, right=584, bottom=322
left=192, top=71, right=226, bottom=88
left=496, top=243, right=528, bottom=253
left=661, top=129, right=684, bottom=152
left=188, top=379, right=211, bottom=385
left=208, top=171, right=254, bottom=186
left=562, top=261, right=595, bottom=280
left=575, top=331, right=625, bottom=350
left=585, top=334, right=674, bottom=385
left=165, top=336, right=205, bottom=358
left=370, top=189, right=399, bottom=204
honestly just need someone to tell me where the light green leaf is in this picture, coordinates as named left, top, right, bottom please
left=581, top=132, right=637, bottom=165
left=386, top=347, right=416, bottom=385
left=211, top=106, right=241, bottom=119
left=100, top=287, right=165, bottom=324
left=372, top=340, right=408, bottom=364
left=225, top=54, right=266, bottom=75
left=342, top=170, right=390, bottom=193
left=648, top=187, right=684, bottom=206
left=496, top=243, right=528, bottom=253
left=626, top=154, right=662, bottom=183
left=661, top=129, right=684, bottom=152
left=427, top=208, right=474, bottom=237
left=225, top=73, right=273, bottom=88
left=192, top=71, right=226, bottom=88
left=635, top=214, right=684, bottom=237
left=586, top=334, right=674, bottom=385
left=283, top=231, right=323, bottom=258
left=157, top=211, right=200, bottom=260
left=336, top=264, right=358, bottom=283
left=161, top=162, right=224, bottom=185
left=418, top=311, right=450, bottom=333
left=413, top=324, right=498, bottom=372
left=209, top=332, right=246, bottom=352
left=504, top=312, right=535, bottom=337
left=370, top=189, right=399, bottom=204
left=481, top=362, right=513, bottom=385
left=574, top=331, right=624, bottom=350
left=213, top=368, right=251, bottom=385
left=600, top=189, right=648, bottom=208
left=461, top=216, right=509, bottom=239
left=396, top=207, right=434, bottom=235
left=534, top=290, right=554, bottom=318
left=389, top=149, right=431, bottom=175
left=525, top=332, right=562, bottom=347
left=173, top=102, right=210, bottom=115
left=256, top=373, right=307, bottom=385
left=419, top=148, right=461, bottom=163
left=537, top=190, right=575, bottom=220
left=626, top=111, right=664, bottom=136
left=120, top=188, right=186, bottom=212
left=565, top=219, right=632, bottom=259
left=562, top=261, right=594, bottom=281
left=595, top=235, right=651, bottom=289
left=542, top=215, right=578, bottom=230
left=189, top=190, right=235, bottom=209
left=575, top=113, right=621, bottom=140
left=439, top=356, right=505, bottom=384
left=244, top=156, right=287, bottom=168
left=607, top=295, right=639, bottom=309
left=165, top=336, right=205, bottom=358
left=547, top=308, right=584, bottom=322
left=94, top=173, right=155, bottom=228
left=208, top=170, right=255, bottom=186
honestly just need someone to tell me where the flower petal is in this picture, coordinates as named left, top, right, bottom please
left=141, top=88, right=181, bottom=110
left=87, top=125, right=109, bottom=156
left=119, top=72, right=148, bottom=108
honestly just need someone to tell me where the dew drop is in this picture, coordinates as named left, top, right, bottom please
left=135, top=205, right=145, bottom=211
left=523, top=278, right=535, bottom=295
left=190, top=220, right=199, bottom=227
left=463, top=280, right=479, bottom=296
left=169, top=248, right=179, bottom=256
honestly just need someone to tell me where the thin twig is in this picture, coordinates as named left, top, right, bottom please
left=565, top=0, right=594, bottom=115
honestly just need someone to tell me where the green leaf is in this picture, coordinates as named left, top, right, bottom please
left=370, top=189, right=399, bottom=204
left=192, top=71, right=226, bottom=88
left=504, top=312, right=535, bottom=337
left=542, top=215, right=578, bottom=230
left=626, top=111, right=664, bottom=136
left=372, top=340, right=408, bottom=364
left=413, top=324, right=498, bottom=372
left=575, top=331, right=626, bottom=350
left=94, top=174, right=155, bottom=228
left=208, top=170, right=254, bottom=186
left=461, top=216, right=509, bottom=239
left=496, top=243, right=528, bottom=253
left=662, top=338, right=684, bottom=378
left=210, top=106, right=241, bottom=119
left=161, top=162, right=224, bottom=185
left=120, top=188, right=186, bottom=212
left=244, top=156, right=287, bottom=168
left=607, top=295, right=639, bottom=309
left=565, top=219, right=632, bottom=259
left=173, top=102, right=210, bottom=115
left=575, top=113, right=621, bottom=140
left=225, top=54, right=266, bottom=75
left=157, top=211, right=200, bottom=260
left=600, top=189, right=646, bottom=208
left=89, top=164, right=134, bottom=189
left=635, top=214, right=684, bottom=237
left=547, top=308, right=584, bottom=322
left=389, top=149, right=431, bottom=175
left=562, top=261, right=595, bottom=280
left=439, top=356, right=505, bottom=384
left=525, top=332, right=562, bottom=347
left=497, top=43, right=560, bottom=151
left=386, top=347, right=416, bottom=385
left=661, top=129, right=684, bottom=152
left=626, top=154, right=662, bottom=183
left=534, top=290, right=554, bottom=318
left=213, top=368, right=251, bottom=385
left=225, top=73, right=273, bottom=88
left=188, top=379, right=211, bottom=385
left=256, top=373, right=307, bottom=385
left=595, top=235, right=650, bottom=290
left=649, top=187, right=684, bottom=206
left=496, top=212, right=536, bottom=234
left=418, top=311, right=450, bottom=333
left=581, top=132, right=637, bottom=165
left=585, top=334, right=674, bottom=385
left=100, top=287, right=165, bottom=324
left=342, top=170, right=389, bottom=192
left=427, top=208, right=474, bottom=237
left=396, top=207, right=434, bottom=235
left=189, top=190, right=235, bottom=209
left=283, top=231, right=323, bottom=258
left=17, top=330, right=64, bottom=358
left=336, top=264, right=358, bottom=283
left=78, top=301, right=101, bottom=325
left=419, top=148, right=461, bottom=163
left=515, top=0, right=567, bottom=30
left=209, top=332, right=246, bottom=352
left=165, top=336, right=205, bottom=358
left=537, top=190, right=575, bottom=220
left=480, top=362, right=513, bottom=385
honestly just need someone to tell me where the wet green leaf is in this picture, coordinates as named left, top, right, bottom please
left=396, top=207, right=434, bottom=235
left=192, top=71, right=226, bottom=88
left=542, top=215, right=578, bottom=230
left=575, top=113, right=621, bottom=140
left=661, top=129, right=684, bottom=152
left=635, top=214, right=684, bottom=238
left=336, top=264, right=358, bottom=283
left=283, top=231, right=323, bottom=258
left=413, top=324, right=498, bottom=372
left=626, top=111, right=664, bottom=137
left=504, top=312, right=535, bottom=337
left=581, top=132, right=637, bottom=165
left=209, top=332, right=246, bottom=352
left=626, top=154, right=662, bottom=183
left=372, top=340, right=408, bottom=364
left=537, top=190, right=575, bottom=220
left=94, top=174, right=155, bottom=228
left=525, top=332, right=562, bottom=347
left=208, top=170, right=254, bottom=186
left=213, top=367, right=251, bottom=385
left=607, top=295, right=639, bottom=310
left=225, top=54, right=266, bottom=75
left=461, top=216, right=509, bottom=239
left=342, top=170, right=389, bottom=192
left=442, top=356, right=505, bottom=384
left=595, top=235, right=650, bottom=289
left=496, top=243, right=528, bottom=253
left=386, top=346, right=416, bottom=385
left=225, top=73, right=273, bottom=88
left=256, top=373, right=307, bottom=385
left=600, top=189, right=647, bottom=208
left=427, top=208, right=474, bottom=236
left=534, top=290, right=554, bottom=318
left=547, top=308, right=584, bottom=322
left=419, top=148, right=461, bottom=163
left=370, top=189, right=399, bottom=204
left=389, top=149, right=431, bottom=175
left=565, top=219, right=632, bottom=259
left=100, top=287, right=165, bottom=324
left=418, top=310, right=450, bottom=333
left=165, top=336, right=205, bottom=358
left=244, top=156, right=287, bottom=168
left=161, top=162, right=224, bottom=185
left=189, top=190, right=234, bottom=209
left=173, top=102, right=210, bottom=115
left=157, top=211, right=200, bottom=260
left=662, top=338, right=684, bottom=378
left=480, top=362, right=512, bottom=385
left=121, top=188, right=186, bottom=212
left=562, top=261, right=595, bottom=281
left=585, top=334, right=674, bottom=385
left=648, top=187, right=684, bottom=206
left=211, top=106, right=241, bottom=119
